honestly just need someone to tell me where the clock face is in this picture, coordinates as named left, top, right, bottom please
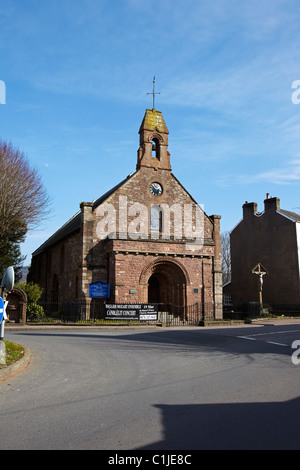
left=149, top=182, right=163, bottom=196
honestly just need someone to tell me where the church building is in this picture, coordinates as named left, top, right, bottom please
left=29, top=108, right=223, bottom=320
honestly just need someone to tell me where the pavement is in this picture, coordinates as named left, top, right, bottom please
left=0, top=344, right=32, bottom=383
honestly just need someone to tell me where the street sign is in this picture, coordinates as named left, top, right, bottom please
left=0, top=297, right=4, bottom=324
left=89, top=281, right=110, bottom=298
left=3, top=301, right=7, bottom=321
left=0, top=298, right=6, bottom=340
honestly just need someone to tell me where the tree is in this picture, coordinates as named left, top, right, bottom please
left=0, top=239, right=26, bottom=280
left=0, top=217, right=27, bottom=278
left=0, top=141, right=51, bottom=276
left=221, top=231, right=231, bottom=285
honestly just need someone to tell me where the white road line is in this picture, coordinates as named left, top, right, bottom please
left=237, top=336, right=289, bottom=347
left=242, top=330, right=300, bottom=338
left=266, top=341, right=288, bottom=347
left=237, top=336, right=256, bottom=341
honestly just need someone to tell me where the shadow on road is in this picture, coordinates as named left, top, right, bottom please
left=6, top=326, right=300, bottom=450
left=12, top=325, right=297, bottom=360
left=137, top=397, right=300, bottom=450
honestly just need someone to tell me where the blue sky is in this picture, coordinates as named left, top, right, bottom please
left=1, top=0, right=300, bottom=265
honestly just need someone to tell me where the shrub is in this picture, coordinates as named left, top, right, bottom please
left=18, top=281, right=43, bottom=304
left=17, top=281, right=44, bottom=321
left=26, top=302, right=45, bottom=321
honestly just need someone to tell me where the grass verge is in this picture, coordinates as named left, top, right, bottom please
left=0, top=340, right=25, bottom=369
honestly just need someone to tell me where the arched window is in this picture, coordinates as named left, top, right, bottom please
left=151, top=138, right=160, bottom=160
left=47, top=250, right=52, bottom=272
left=60, top=245, right=65, bottom=273
left=75, top=276, right=79, bottom=299
left=52, top=274, right=59, bottom=308
left=150, top=205, right=163, bottom=233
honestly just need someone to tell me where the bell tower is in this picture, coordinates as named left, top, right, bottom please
left=136, top=108, right=171, bottom=171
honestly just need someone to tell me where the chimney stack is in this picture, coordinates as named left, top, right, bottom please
left=264, top=196, right=280, bottom=212
left=243, top=201, right=258, bottom=218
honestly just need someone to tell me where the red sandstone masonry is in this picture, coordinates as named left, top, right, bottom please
left=29, top=108, right=222, bottom=319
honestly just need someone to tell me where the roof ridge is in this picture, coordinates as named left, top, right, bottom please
left=32, top=172, right=137, bottom=256
left=279, top=208, right=300, bottom=222
left=32, top=211, right=81, bottom=255
left=92, top=172, right=136, bottom=210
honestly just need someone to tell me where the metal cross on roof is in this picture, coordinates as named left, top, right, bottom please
left=147, top=76, right=160, bottom=109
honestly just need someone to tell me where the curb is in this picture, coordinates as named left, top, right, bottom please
left=0, top=346, right=32, bottom=383
left=5, top=324, right=163, bottom=331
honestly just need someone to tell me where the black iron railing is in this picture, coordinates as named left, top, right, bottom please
left=32, top=300, right=222, bottom=326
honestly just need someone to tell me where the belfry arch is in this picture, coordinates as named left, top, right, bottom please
left=140, top=258, right=188, bottom=307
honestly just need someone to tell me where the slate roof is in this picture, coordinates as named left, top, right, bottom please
left=92, top=173, right=135, bottom=210
left=32, top=172, right=136, bottom=256
left=32, top=211, right=81, bottom=256
left=279, top=209, right=300, bottom=222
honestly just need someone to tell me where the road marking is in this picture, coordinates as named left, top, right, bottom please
left=241, top=330, right=299, bottom=338
left=266, top=341, right=288, bottom=347
left=238, top=336, right=256, bottom=341
left=237, top=336, right=289, bottom=347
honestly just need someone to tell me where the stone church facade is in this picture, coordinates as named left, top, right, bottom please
left=29, top=108, right=223, bottom=320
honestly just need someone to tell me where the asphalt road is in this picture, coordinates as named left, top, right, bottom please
left=0, top=321, right=300, bottom=450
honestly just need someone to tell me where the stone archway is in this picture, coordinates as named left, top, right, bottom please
left=140, top=258, right=188, bottom=309
left=6, top=287, right=27, bottom=324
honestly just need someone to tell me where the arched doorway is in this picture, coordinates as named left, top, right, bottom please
left=6, top=288, right=27, bottom=324
left=141, top=259, right=187, bottom=310
left=148, top=274, right=161, bottom=303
